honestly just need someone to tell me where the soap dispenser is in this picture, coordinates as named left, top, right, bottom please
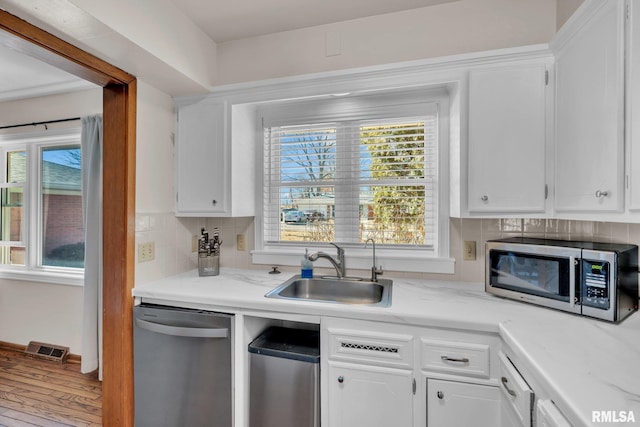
left=301, top=248, right=313, bottom=278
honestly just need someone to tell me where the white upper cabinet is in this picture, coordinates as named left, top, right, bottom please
left=174, top=98, right=255, bottom=217
left=554, top=0, right=625, bottom=213
left=467, top=61, right=549, bottom=214
left=628, top=0, right=640, bottom=211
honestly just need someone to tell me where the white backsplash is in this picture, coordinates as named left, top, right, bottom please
left=136, top=215, right=640, bottom=285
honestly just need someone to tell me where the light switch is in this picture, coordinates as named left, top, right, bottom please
left=463, top=241, right=476, bottom=261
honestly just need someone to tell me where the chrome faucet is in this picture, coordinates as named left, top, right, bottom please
left=365, top=238, right=383, bottom=282
left=308, top=243, right=346, bottom=278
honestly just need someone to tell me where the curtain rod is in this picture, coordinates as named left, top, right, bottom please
left=0, top=117, right=81, bottom=130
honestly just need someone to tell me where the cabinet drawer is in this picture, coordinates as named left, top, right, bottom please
left=420, top=339, right=490, bottom=378
left=499, top=352, right=534, bottom=427
left=327, top=327, right=413, bottom=369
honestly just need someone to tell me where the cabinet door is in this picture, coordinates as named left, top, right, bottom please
left=427, top=378, right=500, bottom=427
left=537, top=399, right=573, bottom=427
left=499, top=352, right=534, bottom=427
left=328, top=362, right=413, bottom=427
left=628, top=0, right=640, bottom=210
left=175, top=100, right=227, bottom=215
left=555, top=0, right=625, bottom=212
left=468, top=63, right=548, bottom=213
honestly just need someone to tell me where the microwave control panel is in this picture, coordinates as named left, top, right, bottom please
left=581, top=259, right=610, bottom=310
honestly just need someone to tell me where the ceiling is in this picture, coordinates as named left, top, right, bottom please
left=0, top=43, right=96, bottom=103
left=171, top=0, right=461, bottom=43
left=0, top=0, right=459, bottom=102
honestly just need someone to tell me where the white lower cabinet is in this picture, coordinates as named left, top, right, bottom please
left=536, top=399, right=573, bottom=427
left=323, top=318, right=503, bottom=427
left=324, top=322, right=414, bottom=427
left=499, top=352, right=534, bottom=427
left=427, top=378, right=500, bottom=426
left=328, top=361, right=413, bottom=427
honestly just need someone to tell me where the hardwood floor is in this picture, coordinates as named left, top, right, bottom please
left=0, top=347, right=101, bottom=427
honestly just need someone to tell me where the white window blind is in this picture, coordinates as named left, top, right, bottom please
left=263, top=110, right=438, bottom=248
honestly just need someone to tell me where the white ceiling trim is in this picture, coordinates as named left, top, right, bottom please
left=0, top=79, right=95, bottom=102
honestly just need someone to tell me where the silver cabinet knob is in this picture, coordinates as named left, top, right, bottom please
left=212, top=199, right=218, bottom=205
left=595, top=190, right=608, bottom=198
left=437, top=391, right=444, bottom=399
left=338, top=376, right=344, bottom=384
left=481, top=195, right=488, bottom=202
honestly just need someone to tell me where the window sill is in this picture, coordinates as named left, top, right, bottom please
left=251, top=248, right=455, bottom=275
left=0, top=269, right=84, bottom=286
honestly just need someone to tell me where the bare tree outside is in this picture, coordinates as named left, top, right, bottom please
left=274, top=120, right=428, bottom=245
left=281, top=128, right=335, bottom=197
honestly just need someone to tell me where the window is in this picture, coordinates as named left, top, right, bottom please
left=256, top=89, right=451, bottom=273
left=0, top=129, right=84, bottom=282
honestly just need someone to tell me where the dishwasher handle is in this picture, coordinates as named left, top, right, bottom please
left=135, top=318, right=229, bottom=338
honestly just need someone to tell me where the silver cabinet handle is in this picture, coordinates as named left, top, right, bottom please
left=135, top=318, right=228, bottom=338
left=437, top=391, right=444, bottom=399
left=595, top=190, right=608, bottom=198
left=501, top=376, right=517, bottom=397
left=481, top=195, right=488, bottom=202
left=441, top=355, right=469, bottom=363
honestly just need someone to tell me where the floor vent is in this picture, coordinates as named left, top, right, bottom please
left=24, top=341, right=69, bottom=363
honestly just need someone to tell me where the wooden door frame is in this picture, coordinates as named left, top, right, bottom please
left=0, top=9, right=136, bottom=427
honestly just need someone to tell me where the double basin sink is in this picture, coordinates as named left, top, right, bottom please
left=266, top=275, right=392, bottom=307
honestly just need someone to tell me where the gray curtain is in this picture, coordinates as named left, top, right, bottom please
left=80, top=114, right=103, bottom=379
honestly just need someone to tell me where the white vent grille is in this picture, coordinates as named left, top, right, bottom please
left=24, top=341, right=69, bottom=363
left=341, top=342, right=399, bottom=354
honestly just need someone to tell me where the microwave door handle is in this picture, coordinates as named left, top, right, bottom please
left=569, top=256, right=576, bottom=307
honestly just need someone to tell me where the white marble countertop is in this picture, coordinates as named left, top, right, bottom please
left=133, top=268, right=640, bottom=427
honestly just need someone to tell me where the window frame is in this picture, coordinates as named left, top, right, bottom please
left=0, top=128, right=84, bottom=286
left=253, top=88, right=454, bottom=274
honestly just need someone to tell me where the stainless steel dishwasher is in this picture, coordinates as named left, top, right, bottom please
left=133, top=304, right=233, bottom=427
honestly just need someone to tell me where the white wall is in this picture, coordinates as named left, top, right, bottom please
left=0, top=0, right=217, bottom=95
left=67, top=0, right=217, bottom=88
left=134, top=81, right=201, bottom=284
left=0, top=88, right=101, bottom=353
left=0, top=88, right=101, bottom=131
left=216, top=0, right=557, bottom=85
left=557, top=0, right=586, bottom=30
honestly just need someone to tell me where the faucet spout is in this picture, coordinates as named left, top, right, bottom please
left=365, top=238, right=383, bottom=282
left=308, top=242, right=346, bottom=278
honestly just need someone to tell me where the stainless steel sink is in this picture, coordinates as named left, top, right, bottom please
left=265, top=275, right=392, bottom=307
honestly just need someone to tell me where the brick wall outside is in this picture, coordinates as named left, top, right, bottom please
left=43, top=194, right=84, bottom=256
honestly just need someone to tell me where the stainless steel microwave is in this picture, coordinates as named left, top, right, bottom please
left=486, top=238, right=638, bottom=322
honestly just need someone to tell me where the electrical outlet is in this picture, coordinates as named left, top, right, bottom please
left=138, top=242, right=155, bottom=263
left=463, top=241, right=476, bottom=261
left=192, top=235, right=199, bottom=252
left=237, top=234, right=246, bottom=251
